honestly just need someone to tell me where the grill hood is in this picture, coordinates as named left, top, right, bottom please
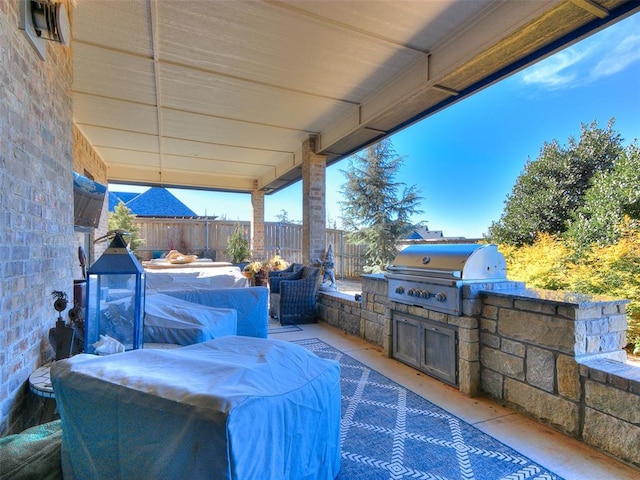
left=387, top=244, right=506, bottom=281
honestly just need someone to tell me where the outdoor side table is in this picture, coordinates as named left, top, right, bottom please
left=29, top=362, right=57, bottom=423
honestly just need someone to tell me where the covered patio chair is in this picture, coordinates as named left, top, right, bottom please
left=272, top=266, right=321, bottom=325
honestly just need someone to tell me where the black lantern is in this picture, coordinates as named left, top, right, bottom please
left=84, top=230, right=145, bottom=353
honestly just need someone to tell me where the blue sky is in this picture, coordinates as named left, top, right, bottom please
left=112, top=12, right=640, bottom=239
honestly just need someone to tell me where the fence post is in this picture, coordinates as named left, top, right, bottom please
left=339, top=230, right=344, bottom=279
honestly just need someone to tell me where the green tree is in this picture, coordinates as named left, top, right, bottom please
left=275, top=209, right=300, bottom=224
left=487, top=119, right=624, bottom=245
left=108, top=201, right=145, bottom=251
left=339, top=139, right=423, bottom=273
left=566, top=142, right=640, bottom=251
left=224, top=223, right=251, bottom=263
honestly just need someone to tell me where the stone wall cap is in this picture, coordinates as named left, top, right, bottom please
left=481, top=287, right=629, bottom=307
left=580, top=357, right=640, bottom=381
left=318, top=290, right=361, bottom=303
left=362, top=273, right=386, bottom=281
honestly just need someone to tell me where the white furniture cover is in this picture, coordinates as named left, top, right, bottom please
left=145, top=265, right=249, bottom=291
left=51, top=337, right=341, bottom=480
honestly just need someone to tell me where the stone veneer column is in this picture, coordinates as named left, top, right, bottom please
left=302, top=137, right=326, bottom=265
left=479, top=288, right=629, bottom=437
left=251, top=180, right=265, bottom=259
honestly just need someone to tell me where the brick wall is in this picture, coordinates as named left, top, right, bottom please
left=0, top=0, right=75, bottom=435
left=251, top=181, right=265, bottom=259
left=302, top=137, right=326, bottom=265
left=72, top=125, right=109, bottom=270
left=73, top=126, right=107, bottom=184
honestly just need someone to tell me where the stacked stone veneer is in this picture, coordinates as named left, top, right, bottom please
left=318, top=275, right=386, bottom=346
left=317, top=277, right=640, bottom=467
left=481, top=289, right=639, bottom=467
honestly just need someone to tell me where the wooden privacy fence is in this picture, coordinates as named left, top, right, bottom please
left=133, top=218, right=365, bottom=279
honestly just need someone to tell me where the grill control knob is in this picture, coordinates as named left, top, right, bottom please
left=408, top=288, right=416, bottom=297
left=435, top=292, right=446, bottom=302
left=420, top=290, right=430, bottom=299
left=395, top=286, right=404, bottom=294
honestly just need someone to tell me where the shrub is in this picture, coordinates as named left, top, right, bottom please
left=498, top=223, right=640, bottom=353
left=224, top=224, right=251, bottom=263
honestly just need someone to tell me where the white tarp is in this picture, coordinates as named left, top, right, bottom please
left=145, top=265, right=249, bottom=291
left=51, top=337, right=341, bottom=480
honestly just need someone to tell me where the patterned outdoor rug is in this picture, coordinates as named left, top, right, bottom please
left=267, top=318, right=301, bottom=334
left=294, top=338, right=564, bottom=480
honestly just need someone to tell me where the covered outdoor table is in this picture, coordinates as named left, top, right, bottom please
left=145, top=264, right=249, bottom=290
left=50, top=336, right=341, bottom=480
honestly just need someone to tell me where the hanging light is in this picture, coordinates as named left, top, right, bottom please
left=84, top=230, right=146, bottom=353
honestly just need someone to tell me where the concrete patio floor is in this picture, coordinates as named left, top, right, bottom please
left=271, top=320, right=640, bottom=480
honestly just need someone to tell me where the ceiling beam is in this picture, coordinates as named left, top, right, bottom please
left=571, top=0, right=610, bottom=19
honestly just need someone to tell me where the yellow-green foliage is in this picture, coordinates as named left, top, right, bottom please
left=500, top=233, right=572, bottom=290
left=497, top=223, right=640, bottom=353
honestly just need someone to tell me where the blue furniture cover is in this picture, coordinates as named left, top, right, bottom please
left=144, top=292, right=237, bottom=345
left=51, top=336, right=341, bottom=480
left=162, top=287, right=269, bottom=338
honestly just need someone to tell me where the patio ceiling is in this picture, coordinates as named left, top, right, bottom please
left=72, top=0, right=639, bottom=195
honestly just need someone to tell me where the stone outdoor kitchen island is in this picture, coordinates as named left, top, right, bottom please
left=318, top=275, right=640, bottom=467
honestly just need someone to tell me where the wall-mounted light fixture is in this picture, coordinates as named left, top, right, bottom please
left=19, top=0, right=70, bottom=60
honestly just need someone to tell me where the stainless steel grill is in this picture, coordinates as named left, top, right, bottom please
left=386, top=243, right=507, bottom=315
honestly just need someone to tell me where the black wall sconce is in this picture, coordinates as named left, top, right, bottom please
left=19, top=0, right=70, bottom=60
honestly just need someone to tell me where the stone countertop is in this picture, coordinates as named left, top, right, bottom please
left=481, top=286, right=629, bottom=308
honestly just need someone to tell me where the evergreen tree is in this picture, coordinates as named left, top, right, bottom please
left=275, top=210, right=291, bottom=224
left=339, top=139, right=423, bottom=272
left=224, top=223, right=251, bottom=263
left=108, top=201, right=145, bottom=251
left=487, top=119, right=624, bottom=245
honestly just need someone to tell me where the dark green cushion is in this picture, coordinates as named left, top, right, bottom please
left=0, top=420, right=62, bottom=480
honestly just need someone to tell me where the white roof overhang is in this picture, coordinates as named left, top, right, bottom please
left=71, top=0, right=640, bottom=194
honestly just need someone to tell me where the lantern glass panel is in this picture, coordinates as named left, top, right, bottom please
left=85, top=270, right=145, bottom=353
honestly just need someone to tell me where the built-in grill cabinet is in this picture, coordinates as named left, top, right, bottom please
left=393, top=312, right=457, bottom=386
left=387, top=243, right=507, bottom=387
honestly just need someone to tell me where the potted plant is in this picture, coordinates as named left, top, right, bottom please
left=243, top=261, right=265, bottom=286
left=224, top=224, right=251, bottom=265
left=242, top=255, right=290, bottom=286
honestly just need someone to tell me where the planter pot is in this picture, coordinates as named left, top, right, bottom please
left=254, top=271, right=268, bottom=287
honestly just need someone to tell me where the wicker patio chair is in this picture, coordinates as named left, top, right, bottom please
left=268, top=263, right=303, bottom=294
left=276, top=266, right=322, bottom=325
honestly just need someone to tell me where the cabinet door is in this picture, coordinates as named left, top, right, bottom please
left=393, top=313, right=420, bottom=368
left=421, top=322, right=457, bottom=386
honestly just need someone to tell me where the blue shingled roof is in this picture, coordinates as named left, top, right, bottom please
left=108, top=192, right=139, bottom=212
left=109, top=188, right=196, bottom=217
